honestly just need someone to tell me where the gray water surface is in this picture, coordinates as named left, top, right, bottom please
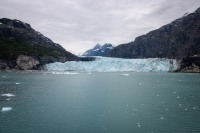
left=0, top=72, right=200, bottom=133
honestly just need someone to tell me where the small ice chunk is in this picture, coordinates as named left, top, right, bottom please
left=1, top=93, right=15, bottom=97
left=66, top=72, right=79, bottom=75
left=15, top=83, right=20, bottom=85
left=160, top=117, right=164, bottom=120
left=137, top=123, right=141, bottom=127
left=173, top=91, right=176, bottom=94
left=6, top=98, right=11, bottom=101
left=52, top=71, right=79, bottom=75
left=192, top=107, right=196, bottom=110
left=121, top=74, right=129, bottom=76
left=2, top=107, right=12, bottom=112
left=133, top=108, right=138, bottom=111
left=176, top=96, right=180, bottom=99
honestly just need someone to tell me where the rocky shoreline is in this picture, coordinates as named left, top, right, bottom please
left=175, top=56, right=200, bottom=73
left=0, top=55, right=95, bottom=71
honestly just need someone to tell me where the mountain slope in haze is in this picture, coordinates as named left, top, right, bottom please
left=109, top=8, right=200, bottom=59
left=83, top=43, right=114, bottom=56
left=0, top=18, right=80, bottom=70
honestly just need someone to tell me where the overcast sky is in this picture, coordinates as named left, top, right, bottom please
left=0, top=0, right=200, bottom=55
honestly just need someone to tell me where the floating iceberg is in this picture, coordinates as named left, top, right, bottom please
left=1, top=107, right=12, bottom=112
left=121, top=74, right=130, bottom=76
left=1, top=93, right=15, bottom=97
left=51, top=71, right=79, bottom=75
left=46, top=57, right=178, bottom=72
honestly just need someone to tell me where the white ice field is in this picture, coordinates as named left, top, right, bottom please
left=46, top=57, right=179, bottom=72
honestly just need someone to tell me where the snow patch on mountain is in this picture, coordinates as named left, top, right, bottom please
left=83, top=43, right=114, bottom=56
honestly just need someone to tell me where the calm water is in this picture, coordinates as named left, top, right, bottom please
left=0, top=72, right=200, bottom=133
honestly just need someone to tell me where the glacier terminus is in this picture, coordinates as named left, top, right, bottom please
left=46, top=57, right=178, bottom=72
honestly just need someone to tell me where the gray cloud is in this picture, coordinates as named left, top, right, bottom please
left=0, top=0, right=200, bottom=55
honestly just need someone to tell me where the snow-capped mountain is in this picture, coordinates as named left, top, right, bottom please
left=83, top=43, right=114, bottom=56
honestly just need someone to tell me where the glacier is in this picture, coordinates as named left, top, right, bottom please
left=45, top=57, right=178, bottom=72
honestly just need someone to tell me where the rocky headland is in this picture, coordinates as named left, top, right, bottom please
left=0, top=18, right=94, bottom=70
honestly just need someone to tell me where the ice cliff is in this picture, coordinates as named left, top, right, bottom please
left=46, top=57, right=178, bottom=72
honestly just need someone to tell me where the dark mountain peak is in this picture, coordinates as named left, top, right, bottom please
left=102, top=43, right=113, bottom=48
left=0, top=18, right=33, bottom=31
left=194, top=7, right=200, bottom=13
left=93, top=43, right=102, bottom=49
